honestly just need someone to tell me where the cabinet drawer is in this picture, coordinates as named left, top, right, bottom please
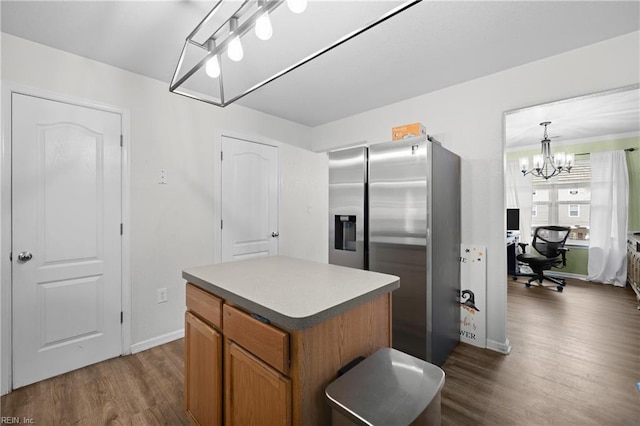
left=186, top=283, right=223, bottom=329
left=223, top=304, right=289, bottom=375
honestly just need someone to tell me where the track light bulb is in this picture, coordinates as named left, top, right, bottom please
left=255, top=12, right=273, bottom=40
left=228, top=36, right=243, bottom=61
left=205, top=55, right=220, bottom=78
left=227, top=18, right=243, bottom=62
left=287, top=0, right=307, bottom=14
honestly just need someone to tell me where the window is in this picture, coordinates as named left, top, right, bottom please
left=568, top=204, right=580, bottom=217
left=531, top=158, right=591, bottom=245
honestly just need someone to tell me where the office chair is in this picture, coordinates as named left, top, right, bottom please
left=516, top=226, right=570, bottom=292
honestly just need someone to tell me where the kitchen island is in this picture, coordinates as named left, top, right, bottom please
left=182, top=256, right=399, bottom=426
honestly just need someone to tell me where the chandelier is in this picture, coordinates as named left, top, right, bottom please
left=169, top=0, right=421, bottom=107
left=520, top=121, right=574, bottom=180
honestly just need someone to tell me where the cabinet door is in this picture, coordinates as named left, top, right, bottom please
left=185, top=311, right=223, bottom=426
left=225, top=340, right=291, bottom=426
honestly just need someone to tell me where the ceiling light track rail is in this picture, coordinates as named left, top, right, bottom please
left=186, top=0, right=227, bottom=45
left=170, top=0, right=422, bottom=107
left=170, top=0, right=284, bottom=97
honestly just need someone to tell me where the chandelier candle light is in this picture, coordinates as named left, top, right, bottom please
left=520, top=121, right=574, bottom=180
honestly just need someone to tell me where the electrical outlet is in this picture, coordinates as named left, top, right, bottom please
left=157, top=288, right=168, bottom=303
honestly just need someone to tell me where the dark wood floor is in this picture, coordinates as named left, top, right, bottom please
left=2, top=277, right=639, bottom=425
left=441, top=278, right=640, bottom=425
left=1, top=339, right=189, bottom=425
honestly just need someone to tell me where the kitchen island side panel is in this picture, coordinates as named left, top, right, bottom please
left=289, top=293, right=392, bottom=426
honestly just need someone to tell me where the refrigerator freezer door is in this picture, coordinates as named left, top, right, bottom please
left=369, top=138, right=428, bottom=360
left=429, top=142, right=461, bottom=366
left=328, top=147, right=367, bottom=270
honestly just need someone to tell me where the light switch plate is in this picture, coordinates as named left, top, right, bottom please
left=157, top=288, right=168, bottom=303
left=159, top=169, right=168, bottom=184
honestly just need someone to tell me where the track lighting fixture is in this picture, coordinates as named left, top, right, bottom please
left=170, top=0, right=421, bottom=107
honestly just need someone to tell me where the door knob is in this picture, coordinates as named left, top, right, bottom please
left=17, top=251, right=33, bottom=262
left=271, top=232, right=279, bottom=238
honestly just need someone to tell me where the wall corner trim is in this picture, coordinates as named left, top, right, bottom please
left=486, top=338, right=512, bottom=355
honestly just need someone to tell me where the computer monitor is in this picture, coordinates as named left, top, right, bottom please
left=507, top=208, right=520, bottom=231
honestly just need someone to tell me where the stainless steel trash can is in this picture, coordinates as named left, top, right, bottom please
left=325, top=348, right=445, bottom=426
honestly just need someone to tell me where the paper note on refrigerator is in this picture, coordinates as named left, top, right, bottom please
left=460, top=244, right=487, bottom=348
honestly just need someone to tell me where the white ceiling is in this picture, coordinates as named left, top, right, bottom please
left=505, top=85, right=640, bottom=149
left=2, top=1, right=639, bottom=128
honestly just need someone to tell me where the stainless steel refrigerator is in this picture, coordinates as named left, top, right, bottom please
left=328, top=136, right=461, bottom=366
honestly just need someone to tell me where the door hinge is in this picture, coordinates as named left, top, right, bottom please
left=120, top=223, right=123, bottom=235
left=221, top=220, right=223, bottom=230
left=220, top=151, right=223, bottom=161
left=121, top=311, right=124, bottom=324
left=9, top=252, right=12, bottom=262
left=120, top=135, right=123, bottom=147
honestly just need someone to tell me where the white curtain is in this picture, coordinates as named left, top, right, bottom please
left=506, top=160, right=533, bottom=244
left=588, top=151, right=629, bottom=286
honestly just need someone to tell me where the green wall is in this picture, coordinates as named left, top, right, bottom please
left=552, top=246, right=589, bottom=275
left=507, top=135, right=640, bottom=275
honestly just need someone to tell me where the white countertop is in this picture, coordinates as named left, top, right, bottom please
left=182, top=256, right=399, bottom=330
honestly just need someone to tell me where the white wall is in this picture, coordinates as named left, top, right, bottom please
left=311, top=31, right=640, bottom=352
left=0, top=33, right=328, bottom=386
left=2, top=25, right=638, bottom=389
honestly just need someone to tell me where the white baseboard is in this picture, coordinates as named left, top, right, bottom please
left=486, top=338, right=512, bottom=355
left=549, top=271, right=588, bottom=281
left=130, top=329, right=184, bottom=354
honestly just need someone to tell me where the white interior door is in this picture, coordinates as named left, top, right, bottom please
left=11, top=93, right=122, bottom=388
left=221, top=136, right=279, bottom=262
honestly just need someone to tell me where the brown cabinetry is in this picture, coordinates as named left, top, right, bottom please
left=185, top=283, right=292, bottom=426
left=184, top=281, right=392, bottom=426
left=184, top=311, right=222, bottom=426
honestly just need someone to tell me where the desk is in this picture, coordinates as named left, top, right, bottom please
left=507, top=237, right=517, bottom=277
